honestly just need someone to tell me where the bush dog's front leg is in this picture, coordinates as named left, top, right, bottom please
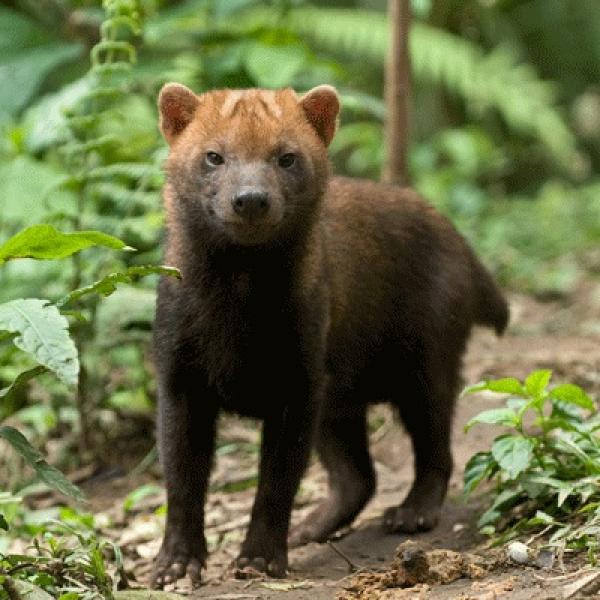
left=237, top=401, right=316, bottom=577
left=152, top=379, right=217, bottom=588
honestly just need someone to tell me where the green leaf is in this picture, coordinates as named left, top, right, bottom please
left=525, top=369, right=552, bottom=398
left=59, top=265, right=181, bottom=306
left=463, top=377, right=525, bottom=396
left=0, top=225, right=131, bottom=264
left=0, top=365, right=47, bottom=401
left=463, top=451, right=496, bottom=495
left=491, top=435, right=535, bottom=479
left=0, top=299, right=78, bottom=385
left=528, top=510, right=557, bottom=526
left=0, top=513, right=7, bottom=530
left=476, top=487, right=523, bottom=528
left=464, top=408, right=518, bottom=431
left=550, top=384, right=595, bottom=411
left=0, top=426, right=84, bottom=501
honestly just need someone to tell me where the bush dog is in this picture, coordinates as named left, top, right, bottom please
left=151, top=83, right=509, bottom=587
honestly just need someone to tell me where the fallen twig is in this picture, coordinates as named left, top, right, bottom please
left=327, top=540, right=361, bottom=573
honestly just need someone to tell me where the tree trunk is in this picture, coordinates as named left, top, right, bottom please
left=383, top=0, right=411, bottom=185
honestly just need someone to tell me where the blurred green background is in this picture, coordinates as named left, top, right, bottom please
left=3, top=0, right=600, bottom=295
left=0, top=0, right=599, bottom=472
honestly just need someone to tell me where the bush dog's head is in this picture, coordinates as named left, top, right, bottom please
left=158, top=84, right=340, bottom=246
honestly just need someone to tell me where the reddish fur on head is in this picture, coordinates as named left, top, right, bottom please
left=157, top=84, right=341, bottom=249
left=157, top=84, right=339, bottom=150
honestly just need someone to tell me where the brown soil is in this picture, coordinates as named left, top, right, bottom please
left=81, top=284, right=600, bottom=599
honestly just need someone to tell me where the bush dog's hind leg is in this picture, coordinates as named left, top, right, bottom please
left=384, top=358, right=460, bottom=534
left=151, top=376, right=217, bottom=589
left=289, top=401, right=375, bottom=546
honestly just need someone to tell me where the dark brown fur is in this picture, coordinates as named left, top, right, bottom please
left=151, top=85, right=509, bottom=588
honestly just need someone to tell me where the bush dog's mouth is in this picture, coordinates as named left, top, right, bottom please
left=223, top=218, right=285, bottom=245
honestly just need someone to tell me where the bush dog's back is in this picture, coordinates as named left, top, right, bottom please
left=152, top=84, right=509, bottom=587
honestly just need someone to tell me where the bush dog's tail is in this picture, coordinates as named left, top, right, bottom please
left=472, top=256, right=510, bottom=335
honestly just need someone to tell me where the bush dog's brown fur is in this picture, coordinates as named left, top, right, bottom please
left=151, top=84, right=509, bottom=588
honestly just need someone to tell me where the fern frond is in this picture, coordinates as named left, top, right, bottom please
left=239, top=7, right=576, bottom=167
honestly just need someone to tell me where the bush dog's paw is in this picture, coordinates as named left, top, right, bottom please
left=151, top=546, right=205, bottom=589
left=235, top=552, right=288, bottom=578
left=383, top=504, right=440, bottom=534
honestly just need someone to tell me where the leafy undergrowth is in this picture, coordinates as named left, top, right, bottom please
left=464, top=369, right=600, bottom=561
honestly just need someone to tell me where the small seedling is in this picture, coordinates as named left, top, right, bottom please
left=463, top=369, right=600, bottom=560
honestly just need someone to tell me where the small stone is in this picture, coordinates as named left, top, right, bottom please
left=507, top=541, right=534, bottom=565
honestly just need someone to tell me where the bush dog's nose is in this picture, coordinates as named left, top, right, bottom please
left=232, top=189, right=270, bottom=220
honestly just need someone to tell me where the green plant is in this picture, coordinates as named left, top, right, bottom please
left=0, top=509, right=124, bottom=600
left=0, top=221, right=176, bottom=511
left=464, top=369, right=600, bottom=559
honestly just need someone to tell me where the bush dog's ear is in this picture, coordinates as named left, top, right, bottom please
left=300, top=85, right=340, bottom=147
left=158, top=83, right=199, bottom=144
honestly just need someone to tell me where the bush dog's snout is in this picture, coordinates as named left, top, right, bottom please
left=232, top=188, right=270, bottom=220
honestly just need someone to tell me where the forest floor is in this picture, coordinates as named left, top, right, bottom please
left=80, top=283, right=600, bottom=600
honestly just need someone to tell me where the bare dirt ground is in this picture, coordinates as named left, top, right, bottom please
left=83, top=283, right=600, bottom=599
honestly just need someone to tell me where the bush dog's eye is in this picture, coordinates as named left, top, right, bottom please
left=206, top=151, right=224, bottom=166
left=278, top=153, right=296, bottom=168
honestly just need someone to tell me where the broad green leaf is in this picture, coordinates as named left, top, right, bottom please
left=59, top=265, right=180, bottom=306
left=0, top=365, right=46, bottom=401
left=550, top=384, right=594, bottom=411
left=464, top=408, right=518, bottom=431
left=0, top=225, right=130, bottom=264
left=525, top=369, right=552, bottom=398
left=0, top=299, right=78, bottom=385
left=463, top=377, right=525, bottom=396
left=0, top=426, right=84, bottom=501
left=491, top=435, right=534, bottom=479
left=463, top=451, right=496, bottom=495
